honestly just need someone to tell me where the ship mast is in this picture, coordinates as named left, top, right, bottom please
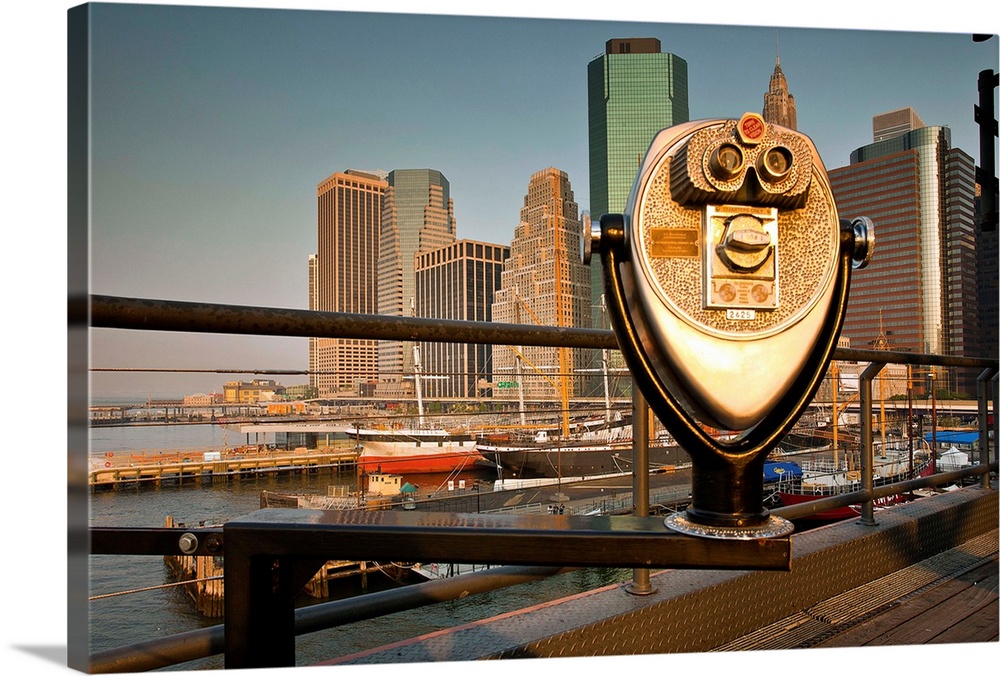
left=411, top=298, right=424, bottom=426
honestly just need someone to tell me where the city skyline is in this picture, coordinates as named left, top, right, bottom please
left=3, top=3, right=997, bottom=675
left=69, top=2, right=998, bottom=399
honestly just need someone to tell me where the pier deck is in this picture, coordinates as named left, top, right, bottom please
left=318, top=487, right=997, bottom=665
left=88, top=448, right=358, bottom=490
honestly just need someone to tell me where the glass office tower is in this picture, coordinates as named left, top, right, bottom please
left=377, top=169, right=457, bottom=398
left=830, top=124, right=981, bottom=394
left=415, top=240, right=510, bottom=400
left=587, top=37, right=689, bottom=329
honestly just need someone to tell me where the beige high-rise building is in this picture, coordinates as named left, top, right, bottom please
left=314, top=169, right=387, bottom=396
left=307, top=253, right=319, bottom=392
left=492, top=168, right=591, bottom=404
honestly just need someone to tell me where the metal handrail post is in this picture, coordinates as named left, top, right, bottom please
left=223, top=530, right=324, bottom=669
left=626, top=389, right=655, bottom=595
left=994, top=372, right=999, bottom=466
left=859, top=362, right=885, bottom=526
left=979, top=369, right=997, bottom=489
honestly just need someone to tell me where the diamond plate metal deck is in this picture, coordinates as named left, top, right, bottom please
left=319, top=487, right=997, bottom=665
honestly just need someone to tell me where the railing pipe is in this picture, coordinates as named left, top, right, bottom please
left=89, top=564, right=573, bottom=673
left=771, top=461, right=997, bottom=520
left=859, top=362, right=886, bottom=526
left=80, top=295, right=998, bottom=372
left=626, top=389, right=654, bottom=595
left=81, top=294, right=617, bottom=351
left=979, top=368, right=997, bottom=489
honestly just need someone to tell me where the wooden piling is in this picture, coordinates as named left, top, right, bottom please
left=161, top=515, right=411, bottom=617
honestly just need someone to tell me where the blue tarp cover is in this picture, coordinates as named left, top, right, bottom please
left=763, top=461, right=802, bottom=482
left=924, top=431, right=979, bottom=445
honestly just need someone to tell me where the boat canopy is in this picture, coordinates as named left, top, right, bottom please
left=925, top=431, right=979, bottom=447
left=763, top=461, right=803, bottom=482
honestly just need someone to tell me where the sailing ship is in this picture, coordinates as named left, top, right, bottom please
left=476, top=419, right=690, bottom=479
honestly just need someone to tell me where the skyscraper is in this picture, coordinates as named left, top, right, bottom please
left=872, top=107, right=925, bottom=142
left=492, top=168, right=591, bottom=404
left=829, top=115, right=981, bottom=394
left=977, top=196, right=999, bottom=361
left=587, top=38, right=689, bottom=328
left=376, top=169, right=457, bottom=398
left=314, top=169, right=387, bottom=396
left=762, top=55, right=797, bottom=129
left=414, top=239, right=510, bottom=399
left=307, top=253, right=319, bottom=392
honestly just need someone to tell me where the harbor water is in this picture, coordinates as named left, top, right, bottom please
left=87, top=423, right=634, bottom=669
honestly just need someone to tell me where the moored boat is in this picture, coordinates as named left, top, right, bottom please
left=477, top=424, right=690, bottom=479
left=347, top=425, right=488, bottom=474
left=769, top=442, right=934, bottom=520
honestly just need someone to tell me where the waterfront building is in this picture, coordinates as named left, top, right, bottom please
left=223, top=379, right=286, bottom=404
left=315, top=170, right=387, bottom=396
left=182, top=392, right=224, bottom=407
left=376, top=169, right=457, bottom=400
left=762, top=53, right=796, bottom=130
left=283, top=384, right=318, bottom=400
left=491, top=168, right=591, bottom=403
left=587, top=37, right=689, bottom=329
left=828, top=112, right=982, bottom=394
left=414, top=239, right=510, bottom=400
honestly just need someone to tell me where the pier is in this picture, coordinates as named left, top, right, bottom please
left=89, top=447, right=358, bottom=491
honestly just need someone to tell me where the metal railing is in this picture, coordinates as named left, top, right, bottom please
left=75, top=294, right=999, bottom=671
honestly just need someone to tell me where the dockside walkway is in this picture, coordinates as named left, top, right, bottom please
left=318, top=487, right=997, bottom=666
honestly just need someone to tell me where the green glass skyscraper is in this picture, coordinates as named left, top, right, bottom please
left=587, top=37, right=689, bottom=328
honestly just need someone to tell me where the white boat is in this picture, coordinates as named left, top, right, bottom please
left=346, top=425, right=487, bottom=474
left=349, top=343, right=487, bottom=474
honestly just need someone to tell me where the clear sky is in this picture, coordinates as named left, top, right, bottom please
left=70, top=0, right=998, bottom=399
left=1, top=1, right=997, bottom=673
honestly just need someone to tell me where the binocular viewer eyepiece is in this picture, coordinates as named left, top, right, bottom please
left=586, top=113, right=874, bottom=539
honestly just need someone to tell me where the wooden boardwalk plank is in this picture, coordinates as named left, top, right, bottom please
left=816, top=558, right=998, bottom=648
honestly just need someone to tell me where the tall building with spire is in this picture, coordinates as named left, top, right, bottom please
left=376, top=169, right=457, bottom=398
left=314, top=169, right=387, bottom=396
left=491, top=168, right=591, bottom=403
left=587, top=38, right=689, bottom=329
left=762, top=53, right=797, bottom=129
